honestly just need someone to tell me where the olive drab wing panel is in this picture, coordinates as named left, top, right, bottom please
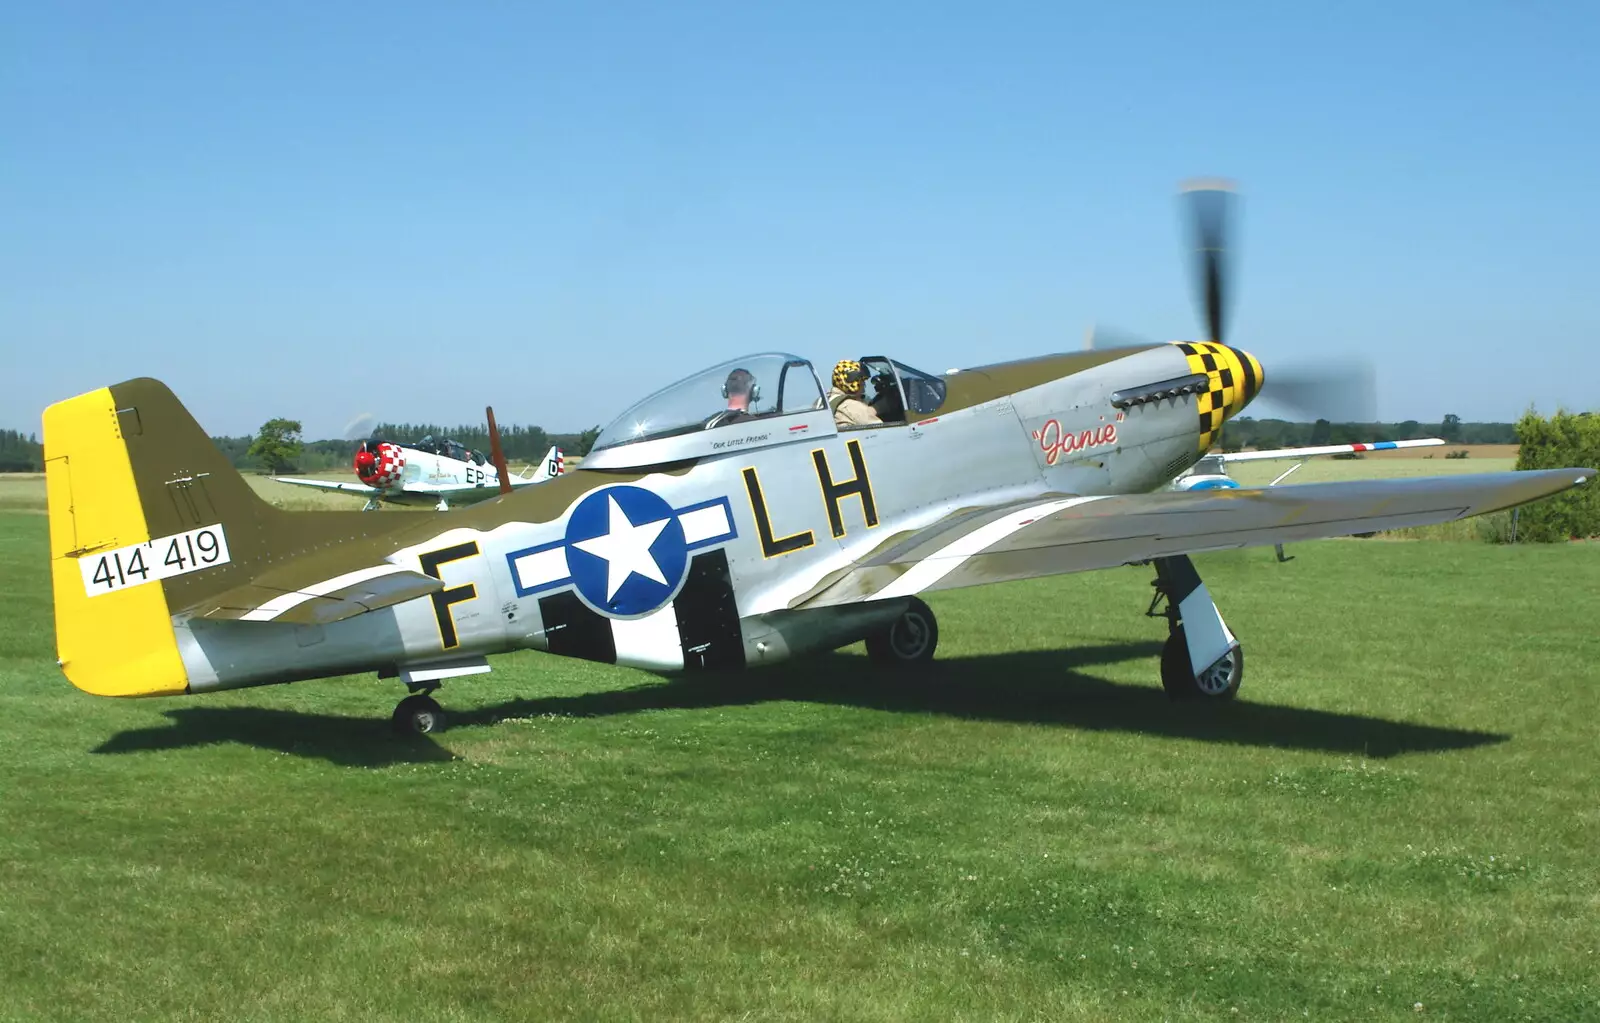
left=186, top=566, right=447, bottom=625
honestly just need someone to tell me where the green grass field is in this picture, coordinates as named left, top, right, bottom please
left=1, top=505, right=1597, bottom=1020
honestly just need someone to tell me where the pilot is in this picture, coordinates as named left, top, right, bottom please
left=705, top=368, right=759, bottom=429
left=827, top=360, right=882, bottom=429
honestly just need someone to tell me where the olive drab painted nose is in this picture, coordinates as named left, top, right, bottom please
left=1172, top=341, right=1264, bottom=452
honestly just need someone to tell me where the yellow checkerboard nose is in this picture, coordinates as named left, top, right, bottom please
left=1172, top=341, right=1264, bottom=452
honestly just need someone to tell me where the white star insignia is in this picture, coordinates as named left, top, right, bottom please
left=572, top=495, right=670, bottom=601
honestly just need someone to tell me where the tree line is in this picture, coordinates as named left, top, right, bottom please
left=0, top=430, right=44, bottom=472
left=219, top=419, right=605, bottom=473
left=1217, top=414, right=1517, bottom=452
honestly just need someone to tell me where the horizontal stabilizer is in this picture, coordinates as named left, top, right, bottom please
left=184, top=564, right=443, bottom=625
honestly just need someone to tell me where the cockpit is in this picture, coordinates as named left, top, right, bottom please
left=590, top=353, right=827, bottom=453
left=845, top=355, right=947, bottom=427
left=416, top=435, right=485, bottom=465
left=581, top=351, right=948, bottom=470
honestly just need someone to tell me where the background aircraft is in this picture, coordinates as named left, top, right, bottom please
left=275, top=434, right=564, bottom=511
left=40, top=183, right=1593, bottom=733
left=1171, top=438, right=1448, bottom=491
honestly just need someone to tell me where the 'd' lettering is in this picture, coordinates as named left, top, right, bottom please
left=812, top=439, right=878, bottom=539
left=742, top=467, right=814, bottom=558
left=418, top=541, right=481, bottom=649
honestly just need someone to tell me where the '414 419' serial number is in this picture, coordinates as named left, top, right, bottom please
left=79, top=524, right=231, bottom=597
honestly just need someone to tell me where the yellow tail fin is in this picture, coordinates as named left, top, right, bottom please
left=44, top=387, right=188, bottom=696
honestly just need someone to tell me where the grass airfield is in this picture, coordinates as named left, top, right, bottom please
left=2, top=458, right=1598, bottom=1021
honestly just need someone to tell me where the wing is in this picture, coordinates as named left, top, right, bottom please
left=273, top=476, right=380, bottom=495
left=796, top=468, right=1593, bottom=608
left=1216, top=438, right=1445, bottom=463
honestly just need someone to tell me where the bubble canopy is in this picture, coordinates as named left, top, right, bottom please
left=591, top=353, right=826, bottom=453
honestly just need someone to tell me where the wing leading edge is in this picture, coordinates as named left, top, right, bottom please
left=797, top=468, right=1593, bottom=608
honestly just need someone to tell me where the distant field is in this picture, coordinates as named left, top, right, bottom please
left=0, top=474, right=45, bottom=514
left=242, top=472, right=435, bottom=512
left=1360, top=443, right=1518, bottom=460
left=1224, top=456, right=1516, bottom=487
left=3, top=510, right=1597, bottom=1020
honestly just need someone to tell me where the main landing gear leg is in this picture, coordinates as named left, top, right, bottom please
left=362, top=497, right=381, bottom=511
left=1147, top=554, right=1243, bottom=701
left=392, top=681, right=447, bottom=735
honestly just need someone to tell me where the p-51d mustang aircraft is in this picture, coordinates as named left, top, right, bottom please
left=275, top=435, right=564, bottom=511
left=42, top=183, right=1592, bottom=733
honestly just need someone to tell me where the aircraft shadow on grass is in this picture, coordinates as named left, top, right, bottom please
left=92, top=641, right=1509, bottom=765
left=92, top=707, right=460, bottom=768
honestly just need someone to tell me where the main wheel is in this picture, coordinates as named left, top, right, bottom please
left=866, top=597, right=939, bottom=665
left=392, top=694, right=447, bottom=734
left=1160, top=626, right=1242, bottom=701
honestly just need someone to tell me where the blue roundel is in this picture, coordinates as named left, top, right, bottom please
left=563, top=485, right=688, bottom=618
left=1187, top=477, right=1240, bottom=490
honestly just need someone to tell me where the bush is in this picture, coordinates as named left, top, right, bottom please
left=1383, top=512, right=1511, bottom=542
left=1445, top=449, right=1470, bottom=459
left=1511, top=410, right=1600, bottom=541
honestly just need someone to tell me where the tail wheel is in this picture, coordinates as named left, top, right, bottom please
left=1160, top=626, right=1242, bottom=701
left=866, top=597, right=939, bottom=665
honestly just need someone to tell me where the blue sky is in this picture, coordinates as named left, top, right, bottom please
left=3, top=1, right=1597, bottom=438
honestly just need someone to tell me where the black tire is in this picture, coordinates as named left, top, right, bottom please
left=865, top=597, right=939, bottom=665
left=1160, top=626, right=1242, bottom=701
left=392, top=694, right=447, bottom=734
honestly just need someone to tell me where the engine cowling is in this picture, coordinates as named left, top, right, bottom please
left=354, top=440, right=405, bottom=489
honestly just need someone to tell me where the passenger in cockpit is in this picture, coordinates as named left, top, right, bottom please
left=705, top=368, right=759, bottom=429
left=828, top=360, right=882, bottom=429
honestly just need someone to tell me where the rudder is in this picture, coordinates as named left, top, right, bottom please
left=44, top=382, right=206, bottom=695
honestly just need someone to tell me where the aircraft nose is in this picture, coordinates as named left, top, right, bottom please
left=1174, top=341, right=1264, bottom=452
left=1225, top=345, right=1264, bottom=413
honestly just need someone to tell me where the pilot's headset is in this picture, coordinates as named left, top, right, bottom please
left=721, top=369, right=761, bottom=404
